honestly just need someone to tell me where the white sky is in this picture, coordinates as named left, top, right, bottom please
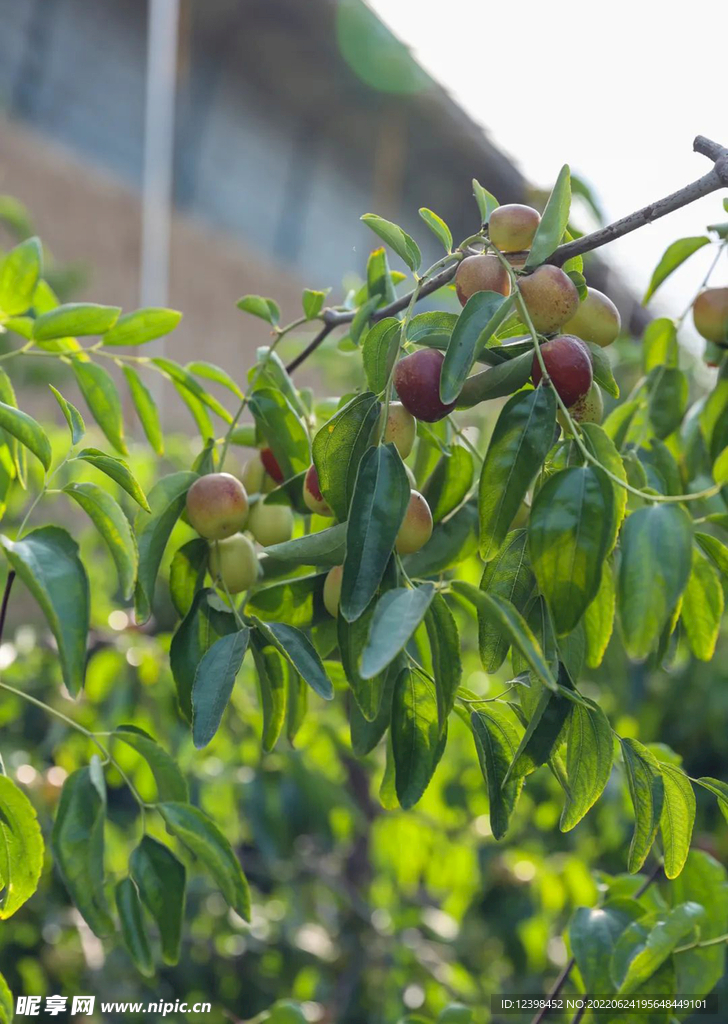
left=368, top=0, right=728, bottom=335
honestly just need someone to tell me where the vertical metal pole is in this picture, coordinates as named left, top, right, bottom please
left=140, top=0, right=180, bottom=406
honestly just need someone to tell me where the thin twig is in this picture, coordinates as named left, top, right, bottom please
left=0, top=571, right=15, bottom=646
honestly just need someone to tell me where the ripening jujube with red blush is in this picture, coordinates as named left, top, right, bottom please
left=518, top=265, right=580, bottom=334
left=395, top=490, right=433, bottom=555
left=323, top=564, right=343, bottom=617
left=562, top=287, right=621, bottom=348
left=186, top=472, right=249, bottom=540
left=381, top=401, right=416, bottom=459
left=488, top=204, right=541, bottom=253
left=454, top=254, right=511, bottom=306
left=532, top=335, right=593, bottom=407
left=208, top=534, right=259, bottom=594
left=393, top=349, right=456, bottom=423
left=303, top=464, right=333, bottom=516
left=260, top=446, right=285, bottom=484
left=693, top=288, right=728, bottom=344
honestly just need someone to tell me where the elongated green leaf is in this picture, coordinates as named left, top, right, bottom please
left=0, top=969, right=12, bottom=1024
left=560, top=698, right=614, bottom=831
left=529, top=466, right=614, bottom=635
left=130, top=836, right=185, bottom=964
left=478, top=529, right=533, bottom=672
left=158, top=802, right=251, bottom=920
left=479, top=387, right=557, bottom=561
left=666, top=850, right=728, bottom=998
left=392, top=668, right=440, bottom=808
left=361, top=214, right=421, bottom=271
left=505, top=682, right=572, bottom=783
left=34, top=302, right=120, bottom=340
left=115, top=878, right=154, bottom=976
left=103, top=307, right=181, bottom=346
left=648, top=366, right=689, bottom=441
left=407, top=310, right=458, bottom=347
left=249, top=387, right=310, bottom=480
left=418, top=208, right=452, bottom=252
left=246, top=573, right=324, bottom=629
left=362, top=318, right=401, bottom=394
left=366, top=247, right=395, bottom=306
left=135, top=471, right=198, bottom=622
left=658, top=762, right=695, bottom=880
left=49, top=385, right=85, bottom=445
left=350, top=659, right=398, bottom=755
left=63, top=481, right=137, bottom=600
left=471, top=708, right=523, bottom=840
left=313, top=392, right=380, bottom=521
left=525, top=165, right=571, bottom=267
left=52, top=764, right=113, bottom=935
left=696, top=777, right=728, bottom=823
left=614, top=901, right=705, bottom=994
left=153, top=357, right=231, bottom=423
left=360, top=584, right=435, bottom=679
left=0, top=775, right=44, bottom=919
left=114, top=725, right=188, bottom=802
left=338, top=563, right=397, bottom=721
left=0, top=236, right=42, bottom=315
left=454, top=581, right=557, bottom=691
left=441, top=292, right=509, bottom=404
left=643, top=237, right=710, bottom=305
left=422, top=446, right=473, bottom=527
left=457, top=351, right=532, bottom=407
left=187, top=360, right=244, bottom=400
left=570, top=901, right=644, bottom=995
left=123, top=366, right=164, bottom=455
left=236, top=294, right=280, bottom=324
left=75, top=447, right=150, bottom=512
left=473, top=180, right=499, bottom=222
left=192, top=629, right=250, bottom=748
left=584, top=559, right=616, bottom=668
left=681, top=546, right=723, bottom=661
left=695, top=530, right=728, bottom=579
left=0, top=400, right=51, bottom=472
left=642, top=318, right=678, bottom=374
left=424, top=594, right=462, bottom=734
left=72, top=360, right=127, bottom=453
left=0, top=526, right=89, bottom=695
left=252, top=347, right=307, bottom=420
left=618, top=505, right=693, bottom=660
left=171, top=589, right=237, bottom=720
left=341, top=444, right=409, bottom=622
left=169, top=537, right=208, bottom=617
left=251, top=633, right=289, bottom=752
left=264, top=523, right=347, bottom=568
left=620, top=738, right=665, bottom=873
left=252, top=619, right=333, bottom=700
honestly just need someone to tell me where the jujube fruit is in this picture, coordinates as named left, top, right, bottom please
left=693, top=288, right=728, bottom=344
left=454, top=254, right=511, bottom=306
left=558, top=382, right=604, bottom=429
left=532, top=335, right=593, bottom=407
left=208, top=534, right=259, bottom=594
left=241, top=453, right=274, bottom=494
left=395, top=491, right=433, bottom=555
left=562, top=287, right=621, bottom=347
left=247, top=502, right=294, bottom=547
left=381, top=401, right=416, bottom=459
left=323, top=565, right=343, bottom=617
left=394, top=349, right=456, bottom=423
left=518, top=265, right=580, bottom=334
left=303, top=464, right=333, bottom=516
left=186, top=473, right=249, bottom=540
left=260, top=447, right=285, bottom=484
left=488, top=204, right=541, bottom=253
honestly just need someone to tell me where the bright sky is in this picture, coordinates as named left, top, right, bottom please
left=368, top=0, right=727, bottom=336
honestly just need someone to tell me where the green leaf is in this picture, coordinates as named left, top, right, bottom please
left=0, top=969, right=12, bottom=1024
left=115, top=878, right=154, bottom=977
left=403, top=500, right=478, bottom=578
left=457, top=350, right=532, bottom=407
left=580, top=424, right=627, bottom=553
left=121, top=366, right=164, bottom=455
left=249, top=387, right=310, bottom=480
left=72, top=360, right=127, bottom=453
left=252, top=619, right=333, bottom=700
left=437, top=1005, right=472, bottom=1024
left=302, top=288, right=329, bottom=320
left=560, top=698, right=613, bottom=831
left=0, top=368, right=26, bottom=486
left=169, top=537, right=208, bottom=617
left=584, top=559, right=616, bottom=668
left=75, top=447, right=150, bottom=511
left=192, top=629, right=250, bottom=748
left=418, top=208, right=452, bottom=252
left=441, top=291, right=509, bottom=404
left=477, top=529, right=534, bottom=673
left=187, top=360, right=244, bottom=400
left=361, top=214, right=421, bottom=271
left=471, top=707, right=523, bottom=840
left=614, top=901, right=705, bottom=994
left=338, top=565, right=397, bottom=721
left=648, top=366, right=689, bottom=439
left=366, top=248, right=396, bottom=307
left=618, top=505, right=693, bottom=660
left=0, top=236, right=42, bottom=315
left=392, top=668, right=440, bottom=808
left=350, top=659, right=398, bottom=755
left=264, top=523, right=347, bottom=569
left=251, top=633, right=289, bottom=752
left=360, top=584, right=435, bottom=679
left=643, top=237, right=710, bottom=305
left=102, top=306, right=181, bottom=346
left=424, top=594, right=462, bottom=734
left=152, top=357, right=232, bottom=423
left=479, top=387, right=557, bottom=562
left=362, top=318, right=401, bottom=394
left=695, top=530, right=728, bottom=580
left=158, top=802, right=251, bottom=921
left=0, top=775, right=44, bottom=919
left=422, top=445, right=473, bottom=524
left=667, top=850, right=728, bottom=998
left=472, top=179, right=499, bottom=222
left=252, top=347, right=307, bottom=419
left=525, top=165, right=571, bottom=267
left=135, top=471, right=198, bottom=622
left=620, top=738, right=665, bottom=873
left=34, top=302, right=120, bottom=340
left=236, top=294, right=280, bottom=324
left=0, top=526, right=89, bottom=696
left=52, top=764, right=113, bottom=936
left=171, top=589, right=237, bottom=721
left=62, top=481, right=137, bottom=600
left=585, top=341, right=619, bottom=399
left=113, top=725, right=188, bottom=802
left=570, top=901, right=644, bottom=995
left=49, top=385, right=85, bottom=446
left=407, top=310, right=458, bottom=347
left=453, top=581, right=558, bottom=691
left=340, top=444, right=409, bottom=622
left=504, top=681, right=572, bottom=783
left=246, top=574, right=324, bottom=629
left=642, top=318, right=678, bottom=373
left=312, top=392, right=380, bottom=521
left=528, top=466, right=614, bottom=635
left=130, top=836, right=185, bottom=964
left=658, top=763, right=696, bottom=879
left=0, top=400, right=52, bottom=471
left=681, top=546, right=723, bottom=661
